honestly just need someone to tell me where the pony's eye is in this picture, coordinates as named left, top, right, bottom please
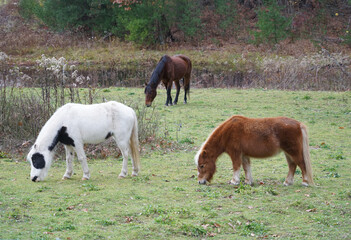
left=200, top=165, right=204, bottom=169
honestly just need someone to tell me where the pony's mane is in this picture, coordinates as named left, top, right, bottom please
left=34, top=105, right=69, bottom=151
left=147, top=55, right=169, bottom=87
left=194, top=122, right=224, bottom=165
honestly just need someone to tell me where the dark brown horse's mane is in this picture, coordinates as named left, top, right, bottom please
left=147, top=55, right=169, bottom=88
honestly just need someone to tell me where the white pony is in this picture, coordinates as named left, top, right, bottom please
left=27, top=101, right=140, bottom=182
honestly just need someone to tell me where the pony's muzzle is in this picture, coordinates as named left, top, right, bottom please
left=145, top=102, right=152, bottom=107
left=198, top=179, right=207, bottom=185
left=31, top=176, right=39, bottom=182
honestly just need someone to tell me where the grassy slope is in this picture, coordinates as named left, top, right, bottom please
left=1, top=88, right=350, bottom=239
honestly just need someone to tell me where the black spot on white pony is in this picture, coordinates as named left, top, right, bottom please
left=48, top=126, right=75, bottom=151
left=105, top=132, right=113, bottom=139
left=31, top=153, right=45, bottom=169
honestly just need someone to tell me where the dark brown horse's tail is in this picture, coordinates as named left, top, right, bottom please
left=177, top=55, right=192, bottom=100
left=301, top=123, right=314, bottom=185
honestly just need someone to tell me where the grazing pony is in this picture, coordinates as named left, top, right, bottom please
left=27, top=101, right=140, bottom=182
left=144, top=54, right=192, bottom=107
left=194, top=116, right=314, bottom=186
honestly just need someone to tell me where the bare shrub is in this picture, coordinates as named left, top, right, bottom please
left=0, top=54, right=100, bottom=153
left=0, top=53, right=165, bottom=158
left=258, top=50, right=351, bottom=90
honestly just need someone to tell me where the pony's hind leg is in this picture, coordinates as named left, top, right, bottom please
left=242, top=156, right=253, bottom=185
left=293, top=154, right=309, bottom=186
left=131, top=154, right=139, bottom=177
left=75, top=143, right=90, bottom=180
left=284, top=153, right=297, bottom=186
left=115, top=140, right=130, bottom=178
left=62, top=145, right=74, bottom=180
left=173, top=80, right=181, bottom=105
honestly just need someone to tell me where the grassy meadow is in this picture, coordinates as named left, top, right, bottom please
left=1, top=88, right=350, bottom=239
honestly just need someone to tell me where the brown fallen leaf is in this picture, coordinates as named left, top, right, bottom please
left=213, top=223, right=220, bottom=228
left=306, top=208, right=317, bottom=212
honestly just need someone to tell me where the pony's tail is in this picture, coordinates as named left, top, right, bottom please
left=301, top=123, right=314, bottom=185
left=130, top=112, right=141, bottom=175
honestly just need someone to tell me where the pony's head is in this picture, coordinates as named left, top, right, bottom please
left=27, top=144, right=54, bottom=182
left=144, top=84, right=157, bottom=107
left=194, top=148, right=216, bottom=185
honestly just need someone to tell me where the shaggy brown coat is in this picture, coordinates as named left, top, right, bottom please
left=195, top=116, right=314, bottom=186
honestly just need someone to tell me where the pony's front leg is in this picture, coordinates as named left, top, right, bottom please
left=242, top=156, right=253, bottom=185
left=62, top=145, right=75, bottom=180
left=75, top=143, right=90, bottom=180
left=229, top=153, right=242, bottom=185
left=165, top=83, right=173, bottom=106
left=173, top=81, right=181, bottom=105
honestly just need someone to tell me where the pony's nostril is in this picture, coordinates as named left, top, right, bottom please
left=198, top=180, right=206, bottom=185
left=32, top=176, right=38, bottom=182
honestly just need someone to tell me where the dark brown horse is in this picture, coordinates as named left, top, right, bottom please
left=195, top=116, right=314, bottom=187
left=144, top=54, right=192, bottom=107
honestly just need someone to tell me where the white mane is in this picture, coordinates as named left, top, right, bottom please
left=34, top=104, right=69, bottom=151
left=194, top=126, right=219, bottom=166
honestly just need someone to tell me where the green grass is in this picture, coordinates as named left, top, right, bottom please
left=1, top=88, right=351, bottom=239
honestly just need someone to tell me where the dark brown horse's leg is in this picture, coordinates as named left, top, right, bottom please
left=183, top=74, right=190, bottom=104
left=165, top=82, right=173, bottom=106
left=173, top=81, right=181, bottom=105
left=184, top=85, right=188, bottom=104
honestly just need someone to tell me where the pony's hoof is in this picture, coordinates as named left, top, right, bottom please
left=283, top=181, right=292, bottom=186
left=82, top=177, right=89, bottom=181
left=229, top=180, right=240, bottom=185
left=244, top=181, right=253, bottom=186
left=173, top=102, right=177, bottom=105
left=62, top=176, right=70, bottom=180
left=301, top=182, right=309, bottom=187
left=183, top=101, right=187, bottom=104
left=118, top=175, right=126, bottom=179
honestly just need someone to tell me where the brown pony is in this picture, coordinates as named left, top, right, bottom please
left=194, top=116, right=314, bottom=186
left=144, top=54, right=192, bottom=107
